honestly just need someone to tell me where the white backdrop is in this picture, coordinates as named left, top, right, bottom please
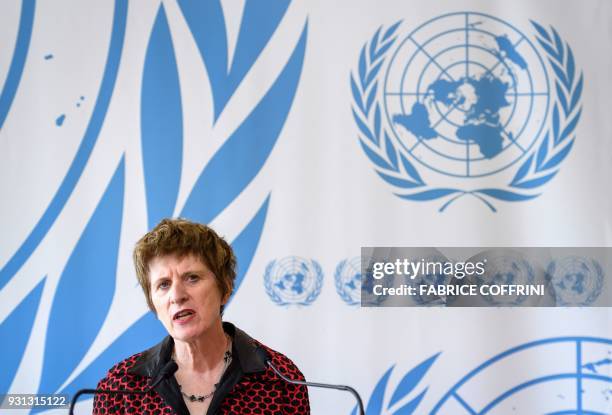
left=1, top=0, right=611, bottom=414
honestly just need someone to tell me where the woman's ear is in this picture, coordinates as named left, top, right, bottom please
left=222, top=292, right=231, bottom=305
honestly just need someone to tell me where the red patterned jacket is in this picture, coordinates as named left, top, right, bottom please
left=93, top=323, right=310, bottom=414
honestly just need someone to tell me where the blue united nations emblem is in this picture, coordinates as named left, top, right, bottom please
left=411, top=254, right=448, bottom=306
left=334, top=257, right=362, bottom=305
left=474, top=252, right=535, bottom=306
left=264, top=257, right=323, bottom=306
left=547, top=257, right=604, bottom=306
left=351, top=12, right=583, bottom=211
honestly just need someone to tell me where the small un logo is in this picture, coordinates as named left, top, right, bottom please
left=351, top=12, right=583, bottom=211
left=264, top=257, right=323, bottom=306
left=475, top=252, right=535, bottom=306
left=334, top=257, right=362, bottom=305
left=547, top=257, right=604, bottom=305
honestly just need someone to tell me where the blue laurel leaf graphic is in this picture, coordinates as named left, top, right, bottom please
left=566, top=47, right=576, bottom=87
left=476, top=189, right=539, bottom=201
left=141, top=4, right=183, bottom=229
left=512, top=153, right=534, bottom=185
left=359, top=46, right=367, bottom=88
left=360, top=141, right=392, bottom=170
left=366, top=366, right=393, bottom=415
left=374, top=105, right=382, bottom=143
left=178, top=0, right=290, bottom=119
left=351, top=75, right=365, bottom=114
left=59, top=312, right=166, bottom=398
left=0, top=279, right=45, bottom=394
left=570, top=74, right=583, bottom=110
left=224, top=0, right=290, bottom=108
left=536, top=133, right=549, bottom=171
left=555, top=82, right=568, bottom=114
left=376, top=172, right=421, bottom=189
left=530, top=20, right=552, bottom=43
left=396, top=189, right=459, bottom=201
left=353, top=108, right=376, bottom=145
left=550, top=60, right=568, bottom=90
left=552, top=28, right=564, bottom=63
left=39, top=159, right=125, bottom=394
left=0, top=0, right=35, bottom=131
left=374, top=40, right=396, bottom=62
left=392, top=389, right=426, bottom=415
left=366, top=83, right=378, bottom=114
left=369, top=28, right=381, bottom=62
left=542, top=139, right=575, bottom=171
left=354, top=356, right=437, bottom=415
left=176, top=0, right=226, bottom=118
left=388, top=353, right=439, bottom=408
left=399, top=154, right=423, bottom=185
left=302, top=260, right=323, bottom=306
left=382, top=21, right=401, bottom=42
left=383, top=131, right=398, bottom=171
left=560, top=109, right=581, bottom=143
left=366, top=61, right=383, bottom=88
left=0, top=0, right=128, bottom=291
left=512, top=171, right=557, bottom=189
left=181, top=24, right=307, bottom=224
left=504, top=21, right=583, bottom=203
left=552, top=104, right=560, bottom=143
left=226, top=195, right=270, bottom=307
left=536, top=38, right=558, bottom=64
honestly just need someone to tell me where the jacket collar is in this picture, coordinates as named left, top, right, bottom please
left=128, top=322, right=267, bottom=414
left=128, top=321, right=267, bottom=379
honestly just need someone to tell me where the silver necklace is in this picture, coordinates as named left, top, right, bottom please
left=177, top=338, right=232, bottom=403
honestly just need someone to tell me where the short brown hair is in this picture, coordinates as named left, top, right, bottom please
left=133, top=218, right=236, bottom=314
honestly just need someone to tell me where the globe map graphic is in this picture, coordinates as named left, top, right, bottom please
left=384, top=12, right=551, bottom=177
left=269, top=257, right=318, bottom=303
left=431, top=337, right=612, bottom=414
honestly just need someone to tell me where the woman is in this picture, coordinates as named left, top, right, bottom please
left=93, top=218, right=310, bottom=414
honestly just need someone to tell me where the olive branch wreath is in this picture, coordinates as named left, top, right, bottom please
left=334, top=259, right=360, bottom=305
left=351, top=21, right=583, bottom=212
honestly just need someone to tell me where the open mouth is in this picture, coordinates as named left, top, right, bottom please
left=173, top=309, right=195, bottom=321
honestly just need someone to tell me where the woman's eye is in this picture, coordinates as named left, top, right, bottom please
left=187, top=274, right=199, bottom=282
left=158, top=281, right=170, bottom=290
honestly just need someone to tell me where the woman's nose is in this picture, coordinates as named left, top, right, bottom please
left=170, top=281, right=188, bottom=304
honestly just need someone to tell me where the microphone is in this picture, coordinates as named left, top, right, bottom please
left=68, top=360, right=178, bottom=415
left=257, top=348, right=365, bottom=415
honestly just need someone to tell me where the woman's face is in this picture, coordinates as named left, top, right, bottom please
left=149, top=253, right=227, bottom=342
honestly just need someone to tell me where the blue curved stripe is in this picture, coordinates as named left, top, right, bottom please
left=431, top=337, right=612, bottom=414
left=480, top=372, right=612, bottom=414
left=389, top=353, right=439, bottom=408
left=0, top=0, right=35, bottom=131
left=0, top=0, right=128, bottom=291
left=141, top=4, right=183, bottom=229
left=226, top=195, right=270, bottom=307
left=181, top=23, right=307, bottom=224
left=0, top=278, right=45, bottom=393
left=367, top=366, right=393, bottom=415
left=59, top=312, right=165, bottom=397
left=222, top=0, right=290, bottom=118
left=177, top=0, right=227, bottom=120
left=39, top=159, right=125, bottom=394
left=178, top=0, right=290, bottom=120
